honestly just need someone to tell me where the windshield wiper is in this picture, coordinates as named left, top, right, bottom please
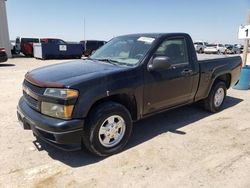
left=88, top=57, right=133, bottom=67
left=88, top=58, right=120, bottom=66
left=96, top=58, right=120, bottom=65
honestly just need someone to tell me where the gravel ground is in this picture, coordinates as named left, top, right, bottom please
left=0, top=55, right=250, bottom=188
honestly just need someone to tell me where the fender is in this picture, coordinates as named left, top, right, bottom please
left=203, top=67, right=231, bottom=99
left=194, top=63, right=231, bottom=102
left=73, top=68, right=143, bottom=120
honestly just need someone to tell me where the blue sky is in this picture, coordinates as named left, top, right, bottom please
left=6, top=0, right=250, bottom=44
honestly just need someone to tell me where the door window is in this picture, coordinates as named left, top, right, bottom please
left=155, top=38, right=189, bottom=65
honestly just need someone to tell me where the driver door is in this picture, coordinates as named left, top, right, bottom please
left=143, top=37, right=195, bottom=115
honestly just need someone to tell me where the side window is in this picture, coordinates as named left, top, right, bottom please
left=155, top=38, right=189, bottom=65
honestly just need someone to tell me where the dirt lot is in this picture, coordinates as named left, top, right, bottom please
left=0, top=56, right=250, bottom=188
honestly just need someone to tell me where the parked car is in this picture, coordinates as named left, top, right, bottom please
left=225, top=45, right=241, bottom=54
left=0, top=48, right=8, bottom=63
left=80, top=40, right=106, bottom=56
left=234, top=44, right=244, bottom=53
left=194, top=41, right=207, bottom=53
left=234, top=44, right=250, bottom=53
left=17, top=33, right=242, bottom=156
left=204, top=43, right=227, bottom=54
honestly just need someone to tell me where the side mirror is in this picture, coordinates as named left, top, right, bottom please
left=148, top=56, right=171, bottom=72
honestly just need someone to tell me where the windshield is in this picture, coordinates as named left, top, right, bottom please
left=90, top=35, right=155, bottom=66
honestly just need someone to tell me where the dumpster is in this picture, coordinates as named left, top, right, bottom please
left=33, top=43, right=84, bottom=60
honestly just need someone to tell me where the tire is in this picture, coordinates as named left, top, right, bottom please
left=83, top=102, right=133, bottom=156
left=198, top=48, right=203, bottom=53
left=203, top=81, right=227, bottom=113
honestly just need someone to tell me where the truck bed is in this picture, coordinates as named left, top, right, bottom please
left=195, top=54, right=242, bottom=101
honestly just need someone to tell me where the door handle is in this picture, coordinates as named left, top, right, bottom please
left=181, top=69, right=193, bottom=76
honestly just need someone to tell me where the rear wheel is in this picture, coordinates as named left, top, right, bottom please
left=203, top=81, right=227, bottom=113
left=83, top=102, right=133, bottom=156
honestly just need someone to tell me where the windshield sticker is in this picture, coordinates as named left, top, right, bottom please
left=137, top=37, right=155, bottom=44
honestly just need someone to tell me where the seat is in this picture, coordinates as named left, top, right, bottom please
left=165, top=43, right=186, bottom=64
left=164, top=44, right=181, bottom=61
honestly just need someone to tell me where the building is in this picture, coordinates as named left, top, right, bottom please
left=0, top=0, right=11, bottom=57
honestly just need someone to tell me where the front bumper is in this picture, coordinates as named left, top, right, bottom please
left=17, top=97, right=84, bottom=151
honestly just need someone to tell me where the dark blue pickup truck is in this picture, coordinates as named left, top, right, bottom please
left=17, top=33, right=241, bottom=156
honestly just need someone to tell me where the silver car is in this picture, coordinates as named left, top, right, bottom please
left=204, top=44, right=227, bottom=54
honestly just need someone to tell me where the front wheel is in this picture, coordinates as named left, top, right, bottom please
left=203, top=81, right=227, bottom=113
left=83, top=102, right=133, bottom=156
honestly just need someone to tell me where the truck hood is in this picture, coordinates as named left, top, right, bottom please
left=25, top=60, right=123, bottom=87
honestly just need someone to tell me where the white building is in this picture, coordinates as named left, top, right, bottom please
left=0, top=0, right=11, bottom=57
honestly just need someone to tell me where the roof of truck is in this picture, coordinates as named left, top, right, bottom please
left=118, top=33, right=189, bottom=38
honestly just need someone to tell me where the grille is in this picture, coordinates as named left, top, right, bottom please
left=22, top=80, right=44, bottom=111
left=23, top=91, right=39, bottom=110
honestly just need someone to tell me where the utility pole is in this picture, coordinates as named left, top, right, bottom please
left=242, top=9, right=250, bottom=67
left=84, top=17, right=86, bottom=41
left=84, top=17, right=86, bottom=50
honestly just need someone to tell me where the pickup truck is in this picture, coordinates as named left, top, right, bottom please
left=17, top=33, right=242, bottom=156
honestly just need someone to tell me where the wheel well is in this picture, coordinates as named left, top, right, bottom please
left=215, top=73, right=231, bottom=89
left=87, top=94, right=138, bottom=121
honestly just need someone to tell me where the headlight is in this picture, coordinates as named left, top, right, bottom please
left=44, top=88, right=78, bottom=99
left=41, top=102, right=74, bottom=120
